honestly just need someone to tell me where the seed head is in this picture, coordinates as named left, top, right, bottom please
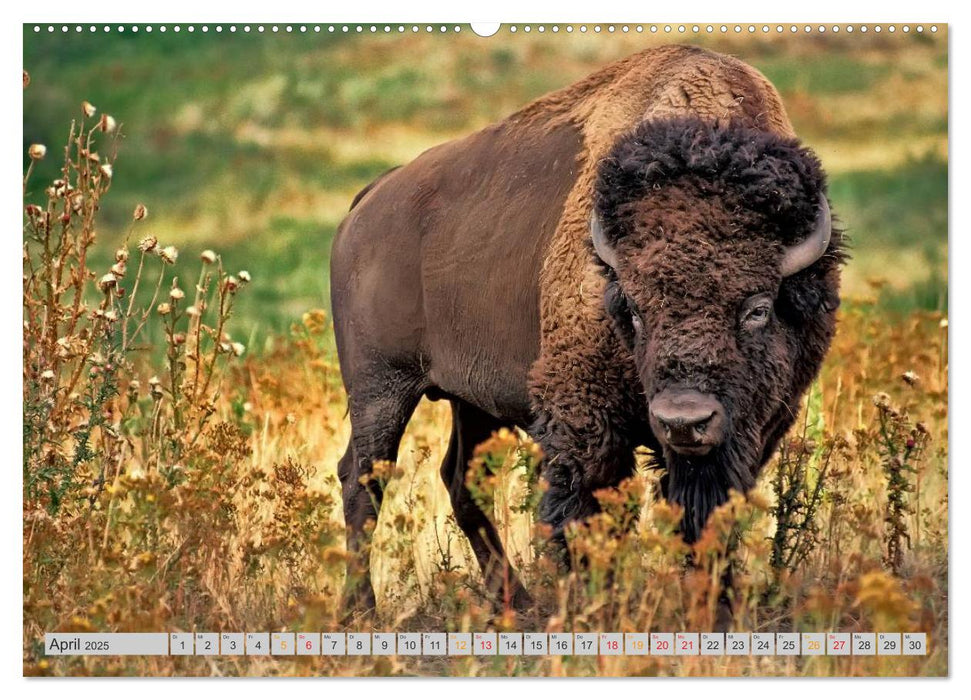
left=81, top=101, right=97, bottom=118
left=138, top=235, right=158, bottom=253
left=28, top=144, right=46, bottom=160
left=98, top=273, right=117, bottom=293
left=901, top=370, right=920, bottom=386
left=200, top=249, right=217, bottom=264
left=133, top=203, right=147, bottom=221
left=231, top=342, right=246, bottom=357
left=186, top=305, right=201, bottom=317
left=99, top=164, right=113, bottom=180
left=25, top=204, right=43, bottom=218
left=115, top=248, right=129, bottom=263
left=225, top=276, right=239, bottom=292
left=110, top=262, right=127, bottom=278
left=157, top=302, right=171, bottom=316
left=40, top=369, right=55, bottom=382
left=99, top=114, right=117, bottom=133
left=169, top=287, right=185, bottom=301
left=159, top=246, right=179, bottom=264
left=238, top=270, right=251, bottom=283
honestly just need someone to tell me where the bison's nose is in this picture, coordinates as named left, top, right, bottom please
left=649, top=390, right=726, bottom=456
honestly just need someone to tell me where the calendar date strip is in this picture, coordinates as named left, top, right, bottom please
left=44, top=631, right=928, bottom=657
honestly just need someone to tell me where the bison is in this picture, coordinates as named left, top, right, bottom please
left=330, top=45, right=843, bottom=611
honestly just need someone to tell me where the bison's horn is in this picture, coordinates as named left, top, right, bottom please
left=781, top=194, right=832, bottom=277
left=591, top=212, right=619, bottom=270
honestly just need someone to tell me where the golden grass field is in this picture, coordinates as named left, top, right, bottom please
left=23, top=27, right=947, bottom=676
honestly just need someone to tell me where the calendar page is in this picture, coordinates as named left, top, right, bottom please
left=22, top=19, right=948, bottom=679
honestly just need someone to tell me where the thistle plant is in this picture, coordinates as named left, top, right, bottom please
left=22, top=93, right=250, bottom=516
left=872, top=392, right=929, bottom=574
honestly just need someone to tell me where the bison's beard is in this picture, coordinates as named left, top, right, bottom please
left=663, top=437, right=759, bottom=543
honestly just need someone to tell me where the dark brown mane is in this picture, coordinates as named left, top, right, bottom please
left=594, top=117, right=828, bottom=248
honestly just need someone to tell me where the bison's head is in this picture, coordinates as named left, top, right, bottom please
left=592, top=117, right=844, bottom=541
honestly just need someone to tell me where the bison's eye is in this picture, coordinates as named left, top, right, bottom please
left=740, top=293, right=774, bottom=332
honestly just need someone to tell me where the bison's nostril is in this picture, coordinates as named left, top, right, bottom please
left=655, top=411, right=714, bottom=433
left=649, top=391, right=726, bottom=453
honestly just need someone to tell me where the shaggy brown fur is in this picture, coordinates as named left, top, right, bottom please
left=329, top=45, right=843, bottom=611
left=538, top=116, right=843, bottom=544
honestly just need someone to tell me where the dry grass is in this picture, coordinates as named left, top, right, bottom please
left=23, top=306, right=949, bottom=677
left=22, top=38, right=948, bottom=677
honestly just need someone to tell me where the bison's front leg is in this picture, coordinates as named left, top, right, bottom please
left=529, top=326, right=644, bottom=566
left=532, top=410, right=637, bottom=566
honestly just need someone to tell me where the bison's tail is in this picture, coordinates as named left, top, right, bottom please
left=348, top=165, right=401, bottom=211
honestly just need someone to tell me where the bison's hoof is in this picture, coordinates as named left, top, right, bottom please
left=713, top=596, right=734, bottom=632
left=340, top=580, right=377, bottom=620
left=509, top=584, right=535, bottom=612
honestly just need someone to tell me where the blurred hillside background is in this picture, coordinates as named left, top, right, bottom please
left=23, top=26, right=947, bottom=342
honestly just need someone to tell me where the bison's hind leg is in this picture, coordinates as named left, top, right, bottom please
left=337, top=445, right=376, bottom=615
left=339, top=373, right=424, bottom=616
left=441, top=400, right=534, bottom=612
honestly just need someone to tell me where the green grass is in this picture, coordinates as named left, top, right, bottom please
left=829, top=155, right=947, bottom=312
left=876, top=273, right=948, bottom=314
left=223, top=217, right=337, bottom=333
left=756, top=54, right=890, bottom=95
left=830, top=155, right=947, bottom=250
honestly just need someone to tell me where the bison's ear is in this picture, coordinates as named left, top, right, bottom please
left=604, top=280, right=636, bottom=349
left=778, top=271, right=841, bottom=324
left=591, top=212, right=619, bottom=270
